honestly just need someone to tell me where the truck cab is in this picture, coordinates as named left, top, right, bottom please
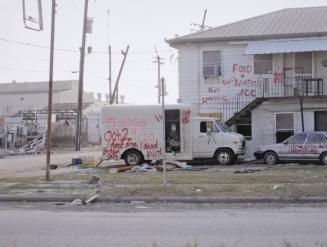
left=192, top=117, right=246, bottom=165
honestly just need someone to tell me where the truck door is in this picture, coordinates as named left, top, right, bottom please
left=194, top=120, right=221, bottom=157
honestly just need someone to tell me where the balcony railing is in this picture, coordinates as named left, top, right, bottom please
left=217, top=76, right=326, bottom=122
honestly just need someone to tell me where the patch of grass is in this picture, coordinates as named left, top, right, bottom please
left=2, top=164, right=327, bottom=198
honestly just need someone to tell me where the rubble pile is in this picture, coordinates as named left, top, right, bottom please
left=105, top=161, right=193, bottom=174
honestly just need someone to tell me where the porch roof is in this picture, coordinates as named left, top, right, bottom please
left=245, top=37, right=327, bottom=54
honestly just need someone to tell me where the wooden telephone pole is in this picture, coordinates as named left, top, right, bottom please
left=75, top=0, right=89, bottom=151
left=110, top=45, right=130, bottom=105
left=46, top=0, right=56, bottom=180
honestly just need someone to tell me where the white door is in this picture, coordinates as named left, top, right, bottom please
left=193, top=120, right=222, bottom=158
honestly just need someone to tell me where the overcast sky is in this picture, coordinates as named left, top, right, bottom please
left=0, top=0, right=326, bottom=104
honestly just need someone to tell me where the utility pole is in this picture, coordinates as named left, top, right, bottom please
left=190, top=9, right=211, bottom=32
left=110, top=45, right=130, bottom=105
left=153, top=47, right=164, bottom=104
left=161, top=77, right=167, bottom=190
left=200, top=9, right=207, bottom=31
left=46, top=0, right=56, bottom=181
left=107, top=9, right=112, bottom=104
left=75, top=0, right=89, bottom=151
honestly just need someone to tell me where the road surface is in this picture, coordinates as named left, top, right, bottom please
left=0, top=203, right=326, bottom=247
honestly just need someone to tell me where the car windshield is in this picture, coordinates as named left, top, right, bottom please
left=215, top=120, right=231, bottom=132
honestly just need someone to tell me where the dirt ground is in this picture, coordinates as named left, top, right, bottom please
left=0, top=148, right=103, bottom=178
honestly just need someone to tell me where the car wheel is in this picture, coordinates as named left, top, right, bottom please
left=124, top=150, right=143, bottom=166
left=320, top=152, right=327, bottom=166
left=215, top=149, right=234, bottom=165
left=264, top=151, right=278, bottom=165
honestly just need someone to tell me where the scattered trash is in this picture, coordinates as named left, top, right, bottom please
left=88, top=175, right=100, bottom=184
left=100, top=160, right=195, bottom=174
left=130, top=200, right=145, bottom=204
left=72, top=158, right=82, bottom=165
left=129, top=164, right=157, bottom=173
left=135, top=205, right=150, bottom=209
left=195, top=189, right=202, bottom=192
left=234, top=169, right=262, bottom=174
left=70, top=198, right=85, bottom=206
left=85, top=193, right=100, bottom=204
left=108, top=168, right=119, bottom=173
left=273, top=184, right=284, bottom=190
left=117, top=165, right=134, bottom=172
left=50, top=164, right=58, bottom=170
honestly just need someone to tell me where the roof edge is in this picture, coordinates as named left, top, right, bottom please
left=167, top=32, right=327, bottom=47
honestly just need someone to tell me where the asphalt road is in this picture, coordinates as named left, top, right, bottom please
left=0, top=203, right=327, bottom=247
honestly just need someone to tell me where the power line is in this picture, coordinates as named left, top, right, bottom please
left=0, top=36, right=173, bottom=54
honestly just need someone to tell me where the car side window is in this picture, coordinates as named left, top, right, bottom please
left=287, top=134, right=307, bottom=144
left=307, top=134, right=323, bottom=144
left=200, top=121, right=219, bottom=133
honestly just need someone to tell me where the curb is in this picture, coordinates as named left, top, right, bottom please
left=1, top=196, right=327, bottom=204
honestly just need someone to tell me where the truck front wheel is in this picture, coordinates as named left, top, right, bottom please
left=124, top=150, right=143, bottom=166
left=215, top=149, right=235, bottom=165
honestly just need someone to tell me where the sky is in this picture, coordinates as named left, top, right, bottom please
left=0, top=0, right=327, bottom=104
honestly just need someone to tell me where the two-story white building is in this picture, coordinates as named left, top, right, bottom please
left=167, top=6, right=327, bottom=158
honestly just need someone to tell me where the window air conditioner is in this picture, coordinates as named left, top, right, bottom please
left=203, top=65, right=221, bottom=77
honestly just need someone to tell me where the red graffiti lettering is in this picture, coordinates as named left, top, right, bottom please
left=240, top=89, right=256, bottom=97
left=208, top=87, right=220, bottom=93
left=232, top=64, right=252, bottom=74
left=182, top=110, right=191, bottom=124
left=201, top=96, right=228, bottom=104
left=106, top=117, right=146, bottom=128
left=102, top=128, right=138, bottom=159
left=146, top=148, right=162, bottom=159
left=290, top=144, right=318, bottom=154
left=155, top=114, right=162, bottom=122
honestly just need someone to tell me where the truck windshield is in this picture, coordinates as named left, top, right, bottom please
left=215, top=120, right=231, bottom=132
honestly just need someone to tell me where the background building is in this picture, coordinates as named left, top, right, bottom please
left=0, top=80, right=94, bottom=115
left=167, top=6, right=327, bottom=158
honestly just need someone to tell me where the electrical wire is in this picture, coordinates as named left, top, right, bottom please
left=0, top=36, right=174, bottom=54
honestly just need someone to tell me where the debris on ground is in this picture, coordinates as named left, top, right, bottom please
left=233, top=168, right=263, bottom=174
left=85, top=193, right=100, bottom=204
left=88, top=175, right=100, bottom=184
left=273, top=184, right=284, bottom=190
left=96, top=159, right=194, bottom=173
left=69, top=198, right=85, bottom=206
left=50, top=164, right=58, bottom=170
left=129, top=164, right=157, bottom=173
left=72, top=158, right=83, bottom=165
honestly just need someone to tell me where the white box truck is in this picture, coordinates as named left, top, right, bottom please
left=101, top=104, right=245, bottom=165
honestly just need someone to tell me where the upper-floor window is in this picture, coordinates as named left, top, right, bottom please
left=295, top=52, right=312, bottom=74
left=203, top=51, right=221, bottom=78
left=254, top=54, right=273, bottom=74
